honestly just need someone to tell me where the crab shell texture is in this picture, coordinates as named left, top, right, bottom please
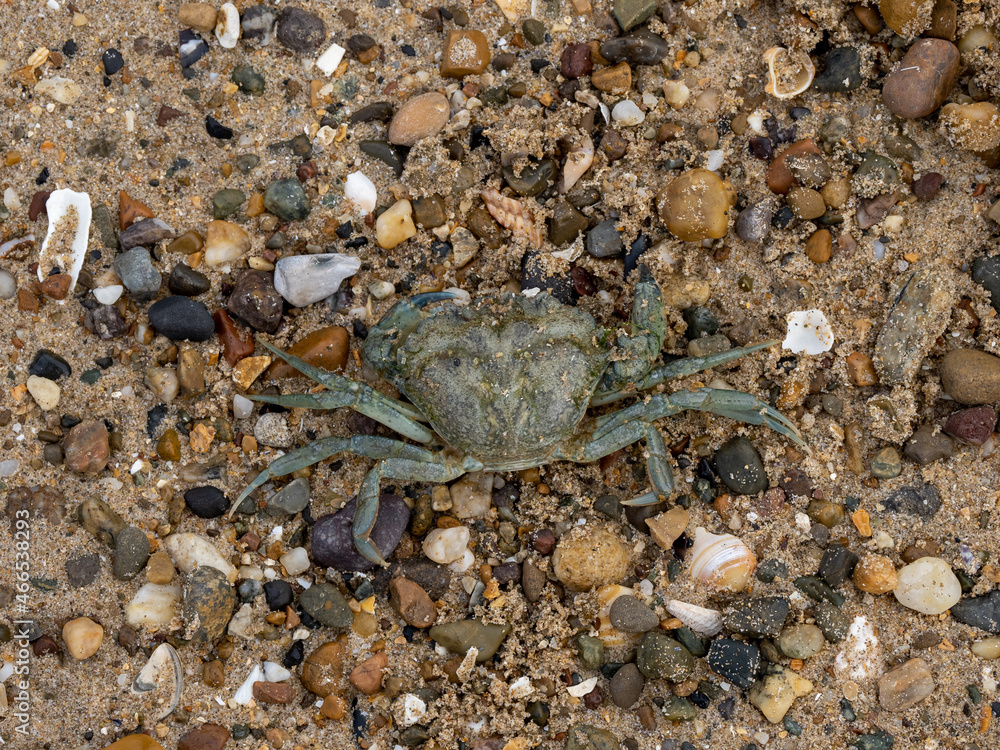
left=368, top=293, right=611, bottom=467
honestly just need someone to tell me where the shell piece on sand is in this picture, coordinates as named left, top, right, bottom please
left=132, top=643, right=184, bottom=721
left=37, top=189, right=92, bottom=294
left=162, top=532, right=237, bottom=582
left=783, top=309, right=834, bottom=354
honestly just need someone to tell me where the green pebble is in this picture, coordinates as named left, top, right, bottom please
left=264, top=178, right=310, bottom=221
left=92, top=202, right=118, bottom=250
left=613, top=0, right=656, bottom=31
left=299, top=583, right=352, bottom=628
left=565, top=724, right=621, bottom=750
left=661, top=695, right=697, bottom=722
left=428, top=619, right=512, bottom=662
left=674, top=626, right=707, bottom=657
left=235, top=154, right=260, bottom=173
left=502, top=159, right=557, bottom=197
left=636, top=632, right=693, bottom=681
left=80, top=369, right=101, bottom=385
left=575, top=634, right=605, bottom=669
left=967, top=684, right=982, bottom=704
left=182, top=87, right=201, bottom=101
left=783, top=717, right=803, bottom=736
left=870, top=446, right=902, bottom=478
left=212, top=188, right=246, bottom=220
left=852, top=731, right=894, bottom=750
left=522, top=19, right=546, bottom=45
left=232, top=64, right=265, bottom=95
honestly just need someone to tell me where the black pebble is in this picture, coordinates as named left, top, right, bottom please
left=283, top=640, right=305, bottom=667
left=63, top=39, right=78, bottom=57
left=205, top=115, right=234, bottom=139
left=146, top=404, right=169, bottom=438
left=102, top=48, right=124, bottom=74
left=148, top=296, right=215, bottom=341
left=168, top=263, right=211, bottom=296
left=36, top=167, right=49, bottom=185
left=184, top=486, right=228, bottom=518
left=264, top=580, right=294, bottom=610
left=705, top=638, right=760, bottom=689
left=29, top=349, right=72, bottom=380
left=178, top=29, right=209, bottom=67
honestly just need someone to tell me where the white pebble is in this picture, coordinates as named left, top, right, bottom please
left=369, top=280, right=395, bottom=300
left=163, top=533, right=237, bottom=582
left=0, top=459, right=18, bottom=477
left=448, top=548, right=475, bottom=573
left=705, top=150, right=725, bottom=171
left=423, top=526, right=470, bottom=564
left=783, top=309, right=834, bottom=355
left=893, top=557, right=961, bottom=615
left=125, top=583, right=181, bottom=630
left=450, top=472, right=493, bottom=519
left=93, top=284, right=123, bottom=305
left=611, top=100, right=645, bottom=126
left=316, top=42, right=346, bottom=76
left=228, top=604, right=255, bottom=638
left=344, top=172, right=377, bottom=214
left=215, top=3, right=240, bottom=48
left=3, top=188, right=19, bottom=211
left=401, top=694, right=427, bottom=726
left=26, top=375, right=60, bottom=411
left=279, top=547, right=310, bottom=576
left=0, top=269, right=16, bottom=300
left=233, top=394, right=254, bottom=419
left=263, top=661, right=292, bottom=682
left=566, top=676, right=599, bottom=697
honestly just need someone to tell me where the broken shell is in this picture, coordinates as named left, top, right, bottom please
left=480, top=188, right=544, bottom=248
left=37, top=189, right=91, bottom=294
left=688, top=527, right=756, bottom=592
left=664, top=599, right=724, bottom=636
left=132, top=643, right=183, bottom=721
left=763, top=47, right=815, bottom=99
left=560, top=135, right=594, bottom=193
left=215, top=3, right=241, bottom=49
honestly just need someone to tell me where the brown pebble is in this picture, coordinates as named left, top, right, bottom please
left=804, top=229, right=833, bottom=263
left=213, top=309, right=255, bottom=367
left=28, top=190, right=51, bottom=222
left=879, top=0, right=933, bottom=35
left=156, top=104, right=186, bottom=127
left=349, top=651, right=388, bottom=696
left=767, top=139, right=821, bottom=195
left=119, top=190, right=154, bottom=230
left=146, top=550, right=175, bottom=584
left=389, top=577, right=437, bottom=628
left=203, top=659, right=225, bottom=687
left=926, top=0, right=957, bottom=40
left=178, top=723, right=229, bottom=750
left=560, top=43, right=592, bottom=79
left=939, top=349, right=1000, bottom=405
left=17, top=287, right=38, bottom=312
left=253, top=680, right=295, bottom=704
left=300, top=641, right=345, bottom=697
left=845, top=352, right=878, bottom=386
left=156, top=429, right=181, bottom=461
left=39, top=273, right=71, bottom=300
left=912, top=172, right=943, bottom=200
left=591, top=62, right=631, bottom=94
left=854, top=3, right=885, bottom=34
left=388, top=91, right=450, bottom=147
left=440, top=29, right=490, bottom=78
left=787, top=187, right=826, bottom=220
left=853, top=555, right=898, bottom=594
left=881, top=38, right=959, bottom=119
left=878, top=658, right=935, bottom=711
left=63, top=420, right=110, bottom=473
left=265, top=325, right=349, bottom=380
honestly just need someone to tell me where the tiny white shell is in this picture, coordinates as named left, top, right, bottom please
left=560, top=135, right=594, bottom=193
left=132, top=643, right=184, bottom=720
left=688, top=527, right=756, bottom=592
left=38, top=189, right=91, bottom=294
left=664, top=599, right=724, bottom=636
left=763, top=47, right=815, bottom=99
left=215, top=3, right=241, bottom=48
left=783, top=309, right=834, bottom=355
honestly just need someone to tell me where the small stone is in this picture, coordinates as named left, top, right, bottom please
left=177, top=348, right=206, bottom=397
left=575, top=634, right=604, bottom=669
left=264, top=178, right=309, bottom=222
left=440, top=30, right=490, bottom=78
left=114, top=247, right=161, bottom=302
left=78, top=496, right=126, bottom=547
left=565, top=725, right=621, bottom=750
left=412, top=195, right=446, bottom=228
left=273, top=254, right=360, bottom=308
left=884, top=484, right=941, bottom=518
left=586, top=219, right=623, bottom=258
left=146, top=550, right=175, bottom=584
left=736, top=200, right=773, bottom=242
left=503, top=159, right=557, bottom=197
left=178, top=2, right=217, bottom=32
left=611, top=100, right=644, bottom=127
left=814, top=47, right=863, bottom=92
left=787, top=187, right=826, bottom=220
left=853, top=555, right=898, bottom=594
left=912, top=172, right=944, bottom=201
left=953, top=591, right=1000, bottom=633
left=805, top=228, right=833, bottom=263
left=613, top=0, right=655, bottom=31
left=882, top=39, right=959, bottom=119
left=814, top=600, right=850, bottom=642
left=706, top=638, right=760, bottom=689
left=119, top=217, right=175, bottom=249
left=609, top=595, right=660, bottom=633
left=560, top=43, right=592, bottom=79
left=66, top=553, right=101, bottom=588
left=212, top=188, right=246, bottom=220
left=265, top=477, right=310, bottom=515
left=253, top=680, right=294, bottom=704
left=148, top=296, right=214, bottom=341
left=0, top=270, right=16, bottom=300
left=552, top=525, right=630, bottom=591
left=940, top=348, right=1000, bottom=404
left=777, top=624, right=825, bottom=659
left=714, top=436, right=767, bottom=494
left=214, top=310, right=254, bottom=366
left=29, top=349, right=71, bottom=379
left=657, top=168, right=732, bottom=241
left=388, top=92, right=450, bottom=147
left=423, top=526, right=470, bottom=564
left=428, top=619, right=511, bottom=662
left=300, top=641, right=345, bottom=696
left=944, top=406, right=996, bottom=445
left=126, top=582, right=181, bottom=629
left=874, top=270, right=952, bottom=384
left=184, top=565, right=236, bottom=643
left=600, top=29, right=669, bottom=66
left=26, top=375, right=60, bottom=411
left=767, top=139, right=822, bottom=195
left=609, top=663, right=644, bottom=709
left=349, top=651, right=388, bottom=695
left=636, top=632, right=693, bottom=682
left=893, top=557, right=961, bottom=614
left=226, top=269, right=282, bottom=333
left=118, top=190, right=154, bottom=230
left=818, top=544, right=859, bottom=587
left=276, top=7, right=326, bottom=52
left=178, top=724, right=229, bottom=750
left=253, top=412, right=291, bottom=448
left=242, top=5, right=278, bottom=43
left=64, top=420, right=110, bottom=473
left=63, top=617, right=103, bottom=659
left=184, top=486, right=228, bottom=518
left=878, top=658, right=935, bottom=712
left=846, top=352, right=878, bottom=386
left=548, top=199, right=589, bottom=246
left=311, top=495, right=410, bottom=571
left=750, top=667, right=813, bottom=723
left=521, top=559, right=546, bottom=602
left=390, top=577, right=437, bottom=628
left=903, top=424, right=956, bottom=465
left=114, top=526, right=151, bottom=580
left=645, top=506, right=689, bottom=550
left=376, top=199, right=416, bottom=250
left=232, top=65, right=265, bottom=95
left=724, top=597, right=789, bottom=638
left=592, top=62, right=632, bottom=94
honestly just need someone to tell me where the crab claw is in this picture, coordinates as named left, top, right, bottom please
left=361, top=291, right=460, bottom=373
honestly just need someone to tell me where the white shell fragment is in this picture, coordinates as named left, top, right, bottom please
left=764, top=46, right=815, bottom=99
left=34, top=76, right=82, bottom=104
left=94, top=284, right=124, bottom=305
left=162, top=533, right=237, bottom=582
left=560, top=135, right=594, bottom=193
left=345, top=172, right=377, bottom=214
left=273, top=253, right=361, bottom=308
left=664, top=599, right=724, bottom=636
left=37, top=189, right=91, bottom=294
left=132, top=643, right=184, bottom=721
left=215, top=3, right=241, bottom=48
left=125, top=583, right=182, bottom=630
left=567, top=676, right=599, bottom=697
left=233, top=664, right=263, bottom=706
left=401, top=694, right=428, bottom=726
left=688, top=527, right=757, bottom=592
left=262, top=661, right=292, bottom=682
left=316, top=42, right=346, bottom=76
left=783, top=309, right=834, bottom=355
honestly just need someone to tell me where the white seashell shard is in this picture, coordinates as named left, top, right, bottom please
left=688, top=527, right=756, bottom=592
left=345, top=172, right=378, bottom=214
left=664, top=599, right=724, bottom=636
left=763, top=47, right=815, bottom=99
left=783, top=309, right=834, bottom=354
left=162, top=533, right=237, bottom=583
left=37, top=189, right=91, bottom=294
left=273, top=253, right=361, bottom=308
left=126, top=583, right=182, bottom=630
left=560, top=135, right=594, bottom=193
left=835, top=615, right=879, bottom=681
left=34, top=76, right=82, bottom=104
left=316, top=42, right=346, bottom=76
left=132, top=643, right=184, bottom=720
left=215, top=3, right=241, bottom=48
left=233, top=664, right=263, bottom=706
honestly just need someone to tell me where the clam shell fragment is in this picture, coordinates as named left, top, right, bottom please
left=132, top=643, right=183, bottom=721
left=37, top=189, right=92, bottom=294
left=688, top=527, right=757, bottom=592
left=764, top=47, right=815, bottom=99
left=664, top=599, right=724, bottom=636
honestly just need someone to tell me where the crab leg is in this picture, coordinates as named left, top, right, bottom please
left=592, top=340, right=781, bottom=406
left=361, top=291, right=459, bottom=372
left=598, top=265, right=668, bottom=392
left=622, top=425, right=674, bottom=507
left=252, top=338, right=434, bottom=443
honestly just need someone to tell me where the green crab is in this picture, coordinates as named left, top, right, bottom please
left=231, top=267, right=802, bottom=565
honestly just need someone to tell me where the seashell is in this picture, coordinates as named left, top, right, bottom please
left=688, top=527, right=756, bottom=592
left=596, top=615, right=631, bottom=647
left=763, top=47, right=815, bottom=99
left=215, top=3, right=241, bottom=49
left=0, top=233, right=35, bottom=260
left=597, top=584, right=634, bottom=616
left=480, top=188, right=544, bottom=248
left=664, top=599, right=724, bottom=636
left=560, top=135, right=594, bottom=193
left=132, top=643, right=183, bottom=721
left=37, top=189, right=91, bottom=293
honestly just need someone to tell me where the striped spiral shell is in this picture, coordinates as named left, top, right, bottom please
left=688, top=527, right=756, bottom=592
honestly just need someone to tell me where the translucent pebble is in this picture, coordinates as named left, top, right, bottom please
left=94, top=284, right=124, bottom=305
left=233, top=394, right=254, bottom=419
left=893, top=557, right=961, bottom=615
left=344, top=172, right=377, bottom=214
left=611, top=100, right=645, bottom=126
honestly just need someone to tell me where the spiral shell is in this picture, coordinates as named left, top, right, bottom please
left=480, top=188, right=544, bottom=249
left=763, top=47, right=815, bottom=99
left=688, top=527, right=756, bottom=592
left=664, top=599, right=724, bottom=636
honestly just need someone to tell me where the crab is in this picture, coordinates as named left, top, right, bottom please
left=231, top=267, right=803, bottom=565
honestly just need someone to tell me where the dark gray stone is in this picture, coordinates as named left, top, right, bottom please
left=724, top=596, right=789, bottom=638
left=714, top=436, right=768, bottom=494
left=951, top=591, right=1000, bottom=634
left=276, top=7, right=326, bottom=52
left=148, top=296, right=215, bottom=341
left=586, top=219, right=623, bottom=258
left=113, top=525, right=151, bottom=580
left=310, top=495, right=410, bottom=572
left=299, top=582, right=352, bottom=627
left=608, top=662, right=644, bottom=708
left=814, top=47, right=863, bottom=92
left=114, top=247, right=162, bottom=302
left=119, top=217, right=175, bottom=249
left=706, top=638, right=759, bottom=689
left=883, top=484, right=941, bottom=518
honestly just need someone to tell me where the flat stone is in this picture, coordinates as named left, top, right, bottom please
left=184, top=486, right=229, bottom=518
left=227, top=269, right=283, bottom=333
left=300, top=640, right=345, bottom=696
left=706, top=638, right=760, bottom=689
left=600, top=29, right=669, bottom=66
left=428, top=619, right=511, bottom=662
left=388, top=92, right=450, bottom=147
left=440, top=29, right=490, bottom=77
left=349, top=651, right=388, bottom=695
left=952, top=591, right=1000, bottom=633
left=178, top=723, right=229, bottom=750
left=148, top=296, right=215, bottom=341
left=777, top=624, right=825, bottom=659
left=212, top=188, right=246, bottom=219
left=66, top=553, right=101, bottom=587
left=78, top=496, right=125, bottom=547
left=273, top=253, right=360, bottom=308
left=29, top=348, right=71, bottom=379
left=814, top=600, right=850, bottom=642
left=231, top=65, right=265, bottom=95
left=63, top=617, right=103, bottom=659
left=613, top=0, right=655, bottom=31
left=586, top=219, right=623, bottom=258
left=903, top=424, right=955, bottom=465
left=874, top=270, right=952, bottom=384
left=119, top=217, right=175, bottom=249
left=114, top=247, right=161, bottom=302
left=882, top=39, right=959, bottom=119
left=750, top=667, right=812, bottom=724
left=878, top=658, right=935, bottom=711
left=267, top=477, right=310, bottom=515
left=818, top=544, right=859, bottom=587
left=549, top=199, right=589, bottom=246
left=724, top=597, right=790, bottom=638
left=114, top=526, right=151, bottom=580
left=767, top=139, right=821, bottom=195
left=609, top=595, right=660, bottom=633
left=310, top=495, right=410, bottom=572
left=883, top=484, right=941, bottom=518
left=253, top=681, right=294, bottom=704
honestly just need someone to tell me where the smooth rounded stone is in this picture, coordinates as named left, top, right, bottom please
left=428, top=619, right=511, bottom=662
left=0, top=269, right=15, bottom=299
left=144, top=367, right=179, bottom=402
left=376, top=199, right=417, bottom=250
left=521, top=559, right=547, bottom=603
left=767, top=139, right=821, bottom=194
left=299, top=582, right=352, bottom=628
left=706, top=638, right=760, bottom=689
left=388, top=92, right=449, bottom=147
left=657, top=168, right=732, bottom=241
left=714, top=436, right=767, bottom=494
left=611, top=100, right=644, bottom=127
left=879, top=0, right=933, bottom=35
left=311, top=495, right=410, bottom=572
left=440, top=29, right=490, bottom=77
left=940, top=349, right=1000, bottom=404
left=94, top=285, right=124, bottom=305
left=944, top=406, right=996, bottom=445
left=560, top=43, right=593, bottom=79
left=637, top=632, right=693, bottom=681
left=30, top=349, right=71, bottom=379
left=114, top=526, right=151, bottom=581
left=126, top=582, right=181, bottom=629
left=586, top=219, right=623, bottom=258
left=119, top=217, right=176, bottom=249
left=882, top=39, right=959, bottom=119
left=266, top=326, right=349, bottom=379
left=878, top=658, right=935, bottom=712
left=64, top=420, right=111, bottom=474
left=264, top=178, right=310, bottom=221
left=973, top=255, right=1000, bottom=314
left=608, top=663, right=644, bottom=709
left=276, top=7, right=326, bottom=51
left=423, top=526, right=470, bottom=564
left=360, top=140, right=403, bottom=178
left=853, top=555, right=898, bottom=594
left=893, top=557, right=961, bottom=614
left=267, top=477, right=310, bottom=515
left=972, top=637, right=1000, bottom=659
left=78, top=496, right=125, bottom=547
left=776, top=624, right=825, bottom=660
left=502, top=159, right=557, bottom=197
left=66, top=553, right=101, bottom=588
left=903, top=424, right=955, bottom=465
left=178, top=2, right=216, bottom=31
left=854, top=153, right=899, bottom=196
left=164, top=533, right=236, bottom=585
left=553, top=526, right=630, bottom=591
left=26, top=375, right=60, bottom=411
left=300, top=640, right=345, bottom=697
left=183, top=565, right=237, bottom=643
left=148, top=296, right=215, bottom=341
left=226, top=269, right=282, bottom=333
left=389, top=577, right=437, bottom=628
left=609, top=595, right=660, bottom=633
left=874, top=269, right=951, bottom=385
left=870, top=446, right=902, bottom=478
left=724, top=597, right=789, bottom=638
left=450, top=474, right=492, bottom=519
left=600, top=28, right=669, bottom=65
left=254, top=412, right=292, bottom=448
left=749, top=667, right=813, bottom=724
left=178, top=724, right=230, bottom=750
left=203, top=219, right=250, bottom=266
left=63, top=617, right=104, bottom=659
left=231, top=65, right=265, bottom=95
left=787, top=187, right=826, bottom=220
left=735, top=200, right=773, bottom=242
left=103, top=735, right=167, bottom=750
left=814, top=47, right=863, bottom=92
left=212, top=188, right=246, bottom=219
left=184, top=486, right=228, bottom=518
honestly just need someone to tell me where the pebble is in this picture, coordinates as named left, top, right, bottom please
left=724, top=597, right=789, bottom=638
left=592, top=62, right=632, bottom=94
left=767, top=139, right=821, bottom=195
left=300, top=640, right=345, bottom=696
left=64, top=420, right=110, bottom=473
left=893, top=557, right=961, bottom=614
left=586, top=219, right=623, bottom=258
left=944, top=406, right=996, bottom=445
left=440, top=29, right=490, bottom=77
left=749, top=667, right=812, bottom=723
left=104, top=737, right=167, bottom=750
left=552, top=526, right=630, bottom=591
left=114, top=247, right=161, bottom=302
left=184, top=565, right=236, bottom=643
left=184, top=486, right=228, bottom=518
left=428, top=619, right=511, bottom=662
left=349, top=651, right=388, bottom=695
left=114, top=526, right=151, bottom=580
left=26, top=375, right=60, bottom=411
left=549, top=200, right=589, bottom=246
left=561, top=43, right=592, bottom=79
left=30, top=349, right=71, bottom=379
left=423, top=526, right=470, bottom=564
left=273, top=253, right=360, bottom=308
left=266, top=477, right=310, bottom=515
left=645, top=506, right=689, bottom=550
left=177, top=724, right=229, bottom=750
left=565, top=724, right=621, bottom=750
left=870, top=446, right=902, bottom=478
left=972, top=255, right=1000, bottom=313
left=119, top=217, right=175, bottom=250
left=388, top=92, right=450, bottom=147
left=0, top=269, right=15, bottom=299
left=611, top=100, right=644, bottom=127
left=609, top=595, right=660, bottom=633
left=600, top=29, right=669, bottom=65
left=231, top=65, right=264, bottom=95
left=94, top=285, right=124, bottom=305
left=264, top=178, right=310, bottom=221
left=253, top=412, right=292, bottom=448
left=389, top=577, right=437, bottom=628
left=657, top=168, right=732, bottom=241
left=66, top=553, right=101, bottom=588
left=706, top=638, right=760, bottom=689
left=884, top=484, right=941, bottom=518
left=874, top=270, right=951, bottom=384
left=164, top=532, right=236, bottom=583
left=450, top=473, right=492, bottom=518
left=878, top=658, right=935, bottom=711
left=521, top=559, right=547, bottom=602
left=126, top=582, right=181, bottom=629
left=300, top=582, right=352, bottom=628
left=344, top=171, right=377, bottom=214
left=882, top=39, right=959, bottom=119
left=178, top=2, right=216, bottom=32
left=227, top=269, right=283, bottom=333
left=63, top=617, right=104, bottom=659
left=818, top=544, right=859, bottom=587
left=503, top=160, right=556, bottom=197
left=376, top=199, right=417, bottom=249
left=311, top=495, right=410, bottom=571
left=777, top=624, right=825, bottom=659
left=78, top=496, right=125, bottom=547
left=952, top=592, right=1000, bottom=633
left=879, top=0, right=932, bottom=35
left=735, top=200, right=773, bottom=242
left=813, top=47, right=863, bottom=92
left=714, top=436, right=768, bottom=494
left=146, top=550, right=175, bottom=584
left=853, top=555, right=897, bottom=594
left=145, top=366, right=179, bottom=402
left=609, top=663, right=644, bottom=709
left=940, top=349, right=1000, bottom=404
left=276, top=7, right=326, bottom=52
left=814, top=600, right=850, bottom=642
left=903, top=424, right=955, bottom=465
left=636, top=632, right=693, bottom=681
left=242, top=5, right=278, bottom=43
left=148, top=296, right=215, bottom=341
